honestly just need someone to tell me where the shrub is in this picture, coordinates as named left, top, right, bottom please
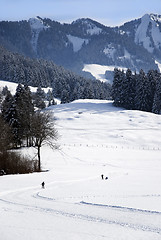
left=0, top=151, right=39, bottom=175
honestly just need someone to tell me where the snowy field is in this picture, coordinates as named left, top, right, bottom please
left=1, top=99, right=161, bottom=240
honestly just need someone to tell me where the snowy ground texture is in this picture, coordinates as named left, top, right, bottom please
left=1, top=99, right=161, bottom=240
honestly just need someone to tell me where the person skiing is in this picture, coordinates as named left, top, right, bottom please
left=101, top=174, right=104, bottom=180
left=41, top=181, right=45, bottom=188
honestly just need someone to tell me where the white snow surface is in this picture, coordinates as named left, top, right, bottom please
left=29, top=17, right=49, bottom=53
left=67, top=35, right=89, bottom=52
left=155, top=60, right=161, bottom=73
left=1, top=99, right=161, bottom=239
left=135, top=14, right=161, bottom=53
left=83, top=64, right=128, bottom=82
left=29, top=17, right=49, bottom=31
left=72, top=19, right=102, bottom=35
left=0, top=80, right=52, bottom=95
left=86, top=25, right=102, bottom=35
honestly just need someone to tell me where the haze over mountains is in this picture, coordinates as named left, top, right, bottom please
left=0, top=13, right=161, bottom=83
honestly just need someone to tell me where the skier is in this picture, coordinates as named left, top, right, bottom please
left=101, top=174, right=104, bottom=180
left=41, top=181, right=45, bottom=188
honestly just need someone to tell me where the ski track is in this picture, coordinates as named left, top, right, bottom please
left=0, top=184, right=161, bottom=236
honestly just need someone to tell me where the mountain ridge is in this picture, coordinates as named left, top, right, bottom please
left=0, top=13, right=160, bottom=81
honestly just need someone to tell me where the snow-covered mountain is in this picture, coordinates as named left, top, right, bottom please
left=29, top=16, right=49, bottom=53
left=0, top=14, right=160, bottom=82
left=119, top=14, right=161, bottom=62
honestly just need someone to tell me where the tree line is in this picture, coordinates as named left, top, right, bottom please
left=112, top=68, right=161, bottom=114
left=0, top=84, right=58, bottom=174
left=0, top=45, right=111, bottom=104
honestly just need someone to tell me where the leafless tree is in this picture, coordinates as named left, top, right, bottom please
left=31, top=111, right=58, bottom=171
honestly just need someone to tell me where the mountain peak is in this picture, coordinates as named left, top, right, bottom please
left=72, top=18, right=103, bottom=35
left=134, top=13, right=161, bottom=53
left=28, top=16, right=50, bottom=30
left=149, top=13, right=161, bottom=23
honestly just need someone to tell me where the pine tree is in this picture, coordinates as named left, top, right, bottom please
left=147, top=70, right=157, bottom=111
left=61, top=89, right=70, bottom=104
left=152, top=74, right=161, bottom=114
left=124, top=69, right=136, bottom=109
left=135, top=69, right=152, bottom=112
left=46, top=89, right=53, bottom=106
left=33, top=86, right=46, bottom=109
left=1, top=90, right=14, bottom=123
left=112, top=68, right=124, bottom=107
left=2, top=86, right=10, bottom=96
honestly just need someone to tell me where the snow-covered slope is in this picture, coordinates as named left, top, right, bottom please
left=67, top=35, right=89, bottom=52
left=29, top=16, right=49, bottom=53
left=83, top=64, right=128, bottom=83
left=71, top=18, right=103, bottom=35
left=0, top=80, right=52, bottom=95
left=135, top=14, right=161, bottom=53
left=120, top=14, right=161, bottom=65
left=0, top=99, right=161, bottom=240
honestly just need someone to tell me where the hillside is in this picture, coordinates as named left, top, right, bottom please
left=0, top=14, right=160, bottom=82
left=0, top=46, right=111, bottom=102
left=0, top=99, right=161, bottom=239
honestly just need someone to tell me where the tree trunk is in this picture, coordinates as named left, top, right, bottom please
left=37, top=146, right=41, bottom=172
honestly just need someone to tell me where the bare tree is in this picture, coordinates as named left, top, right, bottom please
left=31, top=111, right=58, bottom=171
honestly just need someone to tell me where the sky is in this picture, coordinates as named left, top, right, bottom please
left=1, top=0, right=161, bottom=26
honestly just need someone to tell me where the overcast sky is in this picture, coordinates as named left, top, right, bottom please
left=1, top=0, right=161, bottom=26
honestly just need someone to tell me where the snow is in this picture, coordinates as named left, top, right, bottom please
left=83, top=64, right=127, bottom=82
left=155, top=60, right=161, bottom=73
left=0, top=80, right=52, bottom=95
left=103, top=44, right=116, bottom=61
left=135, top=14, right=161, bottom=53
left=67, top=35, right=89, bottom=52
left=87, top=25, right=102, bottom=35
left=72, top=19, right=102, bottom=35
left=155, top=60, right=161, bottom=72
left=1, top=99, right=161, bottom=239
left=29, top=17, right=49, bottom=31
left=29, top=17, right=49, bottom=53
left=123, top=49, right=131, bottom=59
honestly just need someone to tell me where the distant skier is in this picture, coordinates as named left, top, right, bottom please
left=105, top=176, right=108, bottom=180
left=41, top=182, right=45, bottom=188
left=101, top=174, right=104, bottom=180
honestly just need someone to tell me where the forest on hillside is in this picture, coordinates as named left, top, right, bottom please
left=0, top=45, right=111, bottom=103
left=112, top=68, right=161, bottom=114
left=0, top=83, right=58, bottom=174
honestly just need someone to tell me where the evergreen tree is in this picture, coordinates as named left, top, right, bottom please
left=33, top=86, right=46, bottom=109
left=152, top=74, right=161, bottom=114
left=147, top=70, right=157, bottom=111
left=61, top=89, right=70, bottom=104
left=2, top=86, right=10, bottom=96
left=46, top=89, right=53, bottom=106
left=1, top=90, right=14, bottom=123
left=135, top=69, right=152, bottom=112
left=14, top=84, right=27, bottom=144
left=112, top=68, right=124, bottom=107
left=124, top=69, right=136, bottom=109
